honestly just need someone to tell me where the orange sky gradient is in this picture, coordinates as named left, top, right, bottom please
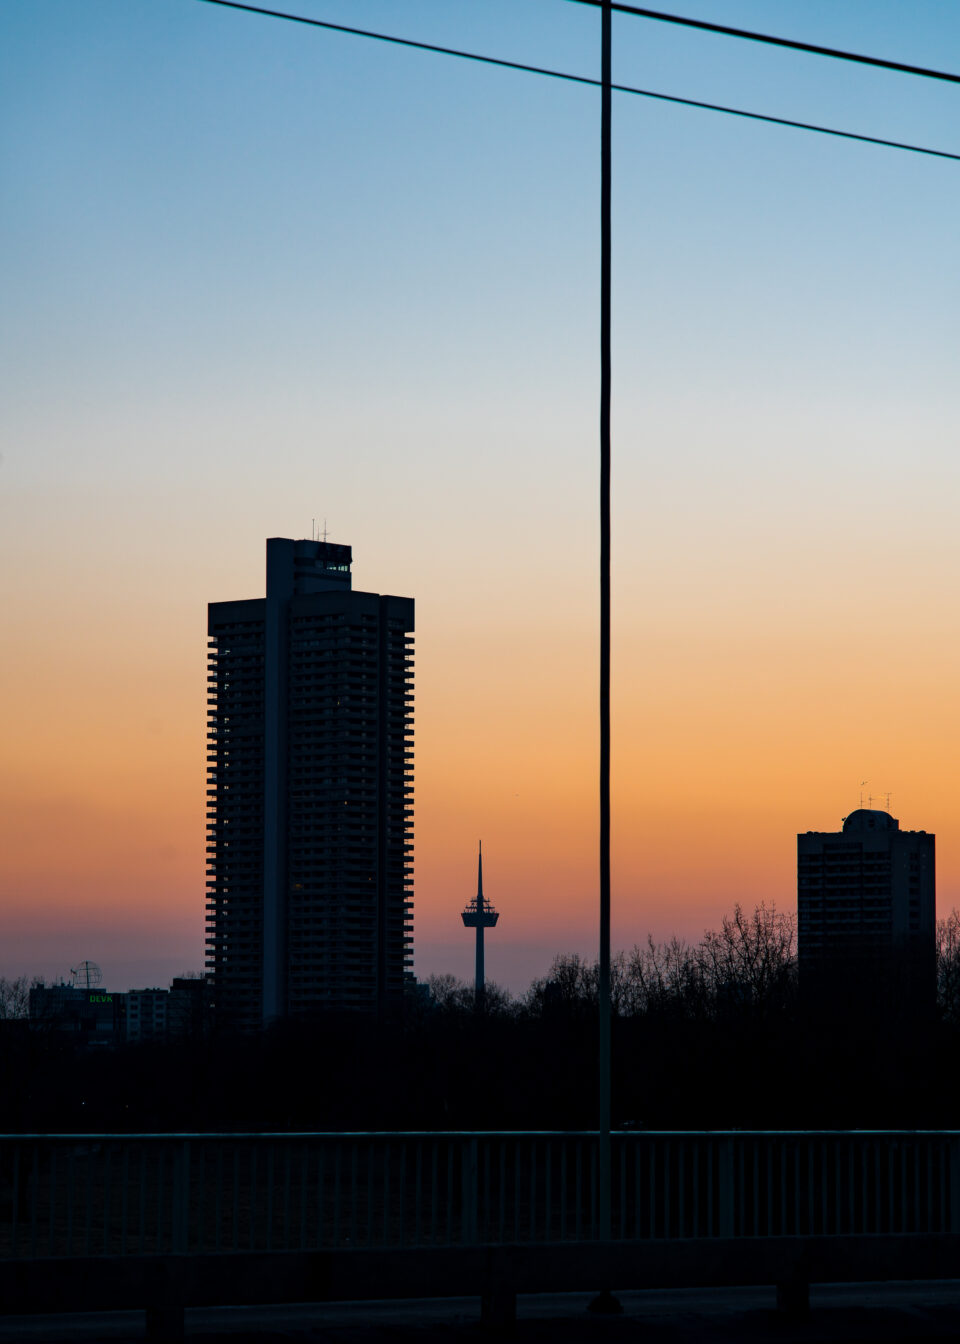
left=4, top=500, right=960, bottom=993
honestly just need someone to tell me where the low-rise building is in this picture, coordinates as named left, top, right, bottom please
left=125, top=989, right=168, bottom=1043
left=168, top=976, right=211, bottom=1039
left=29, top=983, right=124, bottom=1045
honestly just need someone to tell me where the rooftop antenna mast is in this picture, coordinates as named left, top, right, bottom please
left=70, top=961, right=102, bottom=991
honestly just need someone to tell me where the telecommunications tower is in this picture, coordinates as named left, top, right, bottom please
left=461, top=842, right=499, bottom=1007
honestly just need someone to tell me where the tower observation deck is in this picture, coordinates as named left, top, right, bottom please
left=461, top=842, right=498, bottom=1007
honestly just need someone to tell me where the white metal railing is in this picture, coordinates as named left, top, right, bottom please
left=1, top=1131, right=958, bottom=1260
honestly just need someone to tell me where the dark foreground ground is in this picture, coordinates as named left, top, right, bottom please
left=5, top=1282, right=960, bottom=1344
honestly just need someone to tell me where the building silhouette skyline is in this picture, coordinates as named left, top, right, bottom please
left=206, top=538, right=414, bottom=1027
left=797, top=807, right=935, bottom=1013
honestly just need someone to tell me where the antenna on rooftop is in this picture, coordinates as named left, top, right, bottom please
left=860, top=780, right=868, bottom=808
left=70, top=961, right=102, bottom=990
left=321, top=518, right=329, bottom=543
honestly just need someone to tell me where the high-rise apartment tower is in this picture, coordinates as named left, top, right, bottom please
left=797, top=808, right=934, bottom=1011
left=206, top=539, right=414, bottom=1028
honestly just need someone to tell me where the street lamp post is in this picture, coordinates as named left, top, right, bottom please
left=598, top=0, right=612, bottom=1247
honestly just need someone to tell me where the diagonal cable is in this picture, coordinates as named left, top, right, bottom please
left=195, top=1, right=960, bottom=162
left=567, top=0, right=960, bottom=86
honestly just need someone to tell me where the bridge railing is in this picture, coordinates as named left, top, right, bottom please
left=1, top=1131, right=958, bottom=1260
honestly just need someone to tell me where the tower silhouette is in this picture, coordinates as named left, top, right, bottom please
left=461, top=842, right=499, bottom=1008
left=206, top=537, right=414, bottom=1027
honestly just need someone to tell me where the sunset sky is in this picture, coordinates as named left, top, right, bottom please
left=2, top=0, right=959, bottom=992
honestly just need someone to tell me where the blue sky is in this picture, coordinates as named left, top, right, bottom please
left=5, top=2, right=957, bottom=516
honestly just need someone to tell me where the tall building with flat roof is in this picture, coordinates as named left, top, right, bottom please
left=206, top=538, right=414, bottom=1028
left=797, top=809, right=935, bottom=1012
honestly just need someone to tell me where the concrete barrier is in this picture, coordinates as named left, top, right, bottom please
left=2, top=1234, right=960, bottom=1341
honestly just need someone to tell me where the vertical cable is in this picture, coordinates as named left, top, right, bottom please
left=598, top=0, right=612, bottom=1245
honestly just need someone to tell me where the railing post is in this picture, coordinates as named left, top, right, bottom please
left=461, top=1139, right=479, bottom=1245
left=481, top=1248, right=517, bottom=1327
left=173, top=1141, right=191, bottom=1253
left=718, top=1139, right=735, bottom=1239
left=949, top=1138, right=960, bottom=1233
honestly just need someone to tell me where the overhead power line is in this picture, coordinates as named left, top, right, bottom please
left=196, top=1, right=960, bottom=163
left=568, top=0, right=960, bottom=86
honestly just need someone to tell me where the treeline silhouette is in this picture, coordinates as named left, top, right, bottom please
left=3, top=904, right=960, bottom=1134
